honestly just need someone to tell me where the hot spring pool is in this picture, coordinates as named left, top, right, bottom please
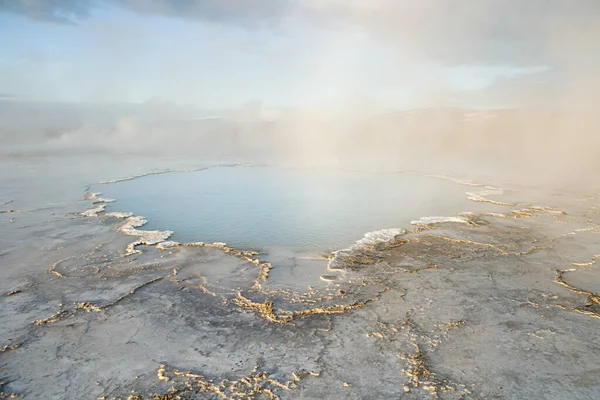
left=98, top=165, right=490, bottom=253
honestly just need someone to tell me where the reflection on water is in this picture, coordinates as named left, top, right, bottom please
left=99, top=166, right=483, bottom=252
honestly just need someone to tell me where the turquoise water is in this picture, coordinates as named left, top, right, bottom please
left=99, top=166, right=479, bottom=252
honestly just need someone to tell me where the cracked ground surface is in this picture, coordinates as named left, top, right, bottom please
left=2, top=154, right=600, bottom=399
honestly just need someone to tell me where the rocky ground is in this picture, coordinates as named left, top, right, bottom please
left=1, top=153, right=600, bottom=399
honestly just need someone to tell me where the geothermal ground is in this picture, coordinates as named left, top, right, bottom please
left=1, top=153, right=600, bottom=400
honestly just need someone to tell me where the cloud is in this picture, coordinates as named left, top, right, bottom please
left=3, top=0, right=599, bottom=68
left=0, top=0, right=91, bottom=24
left=306, top=0, right=600, bottom=66
left=114, top=0, right=295, bottom=27
left=0, top=0, right=297, bottom=27
left=2, top=0, right=598, bottom=111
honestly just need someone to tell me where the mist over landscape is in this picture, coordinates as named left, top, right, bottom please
left=2, top=1, right=599, bottom=188
left=2, top=2, right=600, bottom=399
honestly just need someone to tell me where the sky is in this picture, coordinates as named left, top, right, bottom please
left=0, top=0, right=598, bottom=110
